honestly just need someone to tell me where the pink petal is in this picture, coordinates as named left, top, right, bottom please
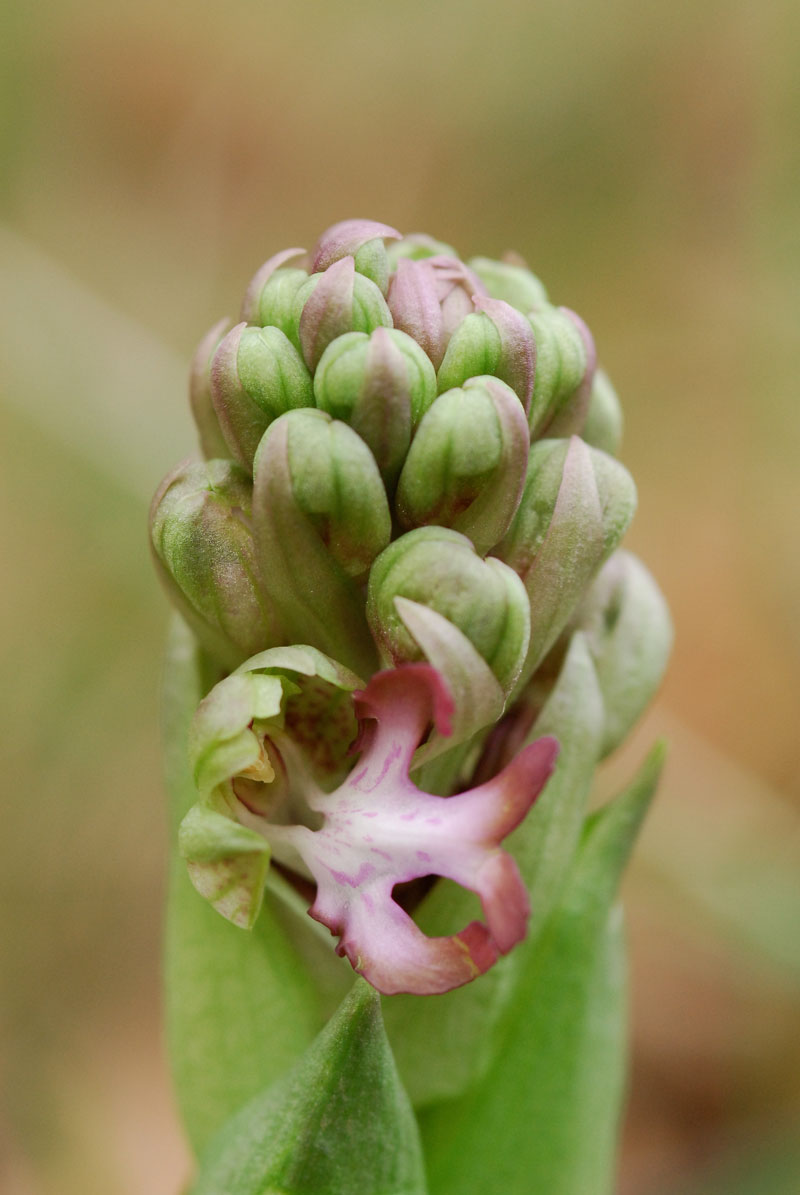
left=388, top=259, right=446, bottom=369
left=312, top=219, right=401, bottom=272
left=271, top=667, right=559, bottom=995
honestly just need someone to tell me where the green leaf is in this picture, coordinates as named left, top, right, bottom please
left=420, top=742, right=666, bottom=1195
left=190, top=979, right=427, bottom=1195
left=163, top=618, right=322, bottom=1156
left=385, top=632, right=605, bottom=1106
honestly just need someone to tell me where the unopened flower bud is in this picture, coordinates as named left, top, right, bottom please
left=210, top=323, right=313, bottom=470
left=395, top=376, right=529, bottom=555
left=468, top=255, right=548, bottom=313
left=387, top=255, right=487, bottom=370
left=188, top=317, right=232, bottom=459
left=436, top=296, right=535, bottom=412
left=528, top=304, right=594, bottom=438
left=295, top=257, right=392, bottom=372
left=150, top=459, right=279, bottom=670
left=239, top=247, right=309, bottom=336
left=313, top=327, right=437, bottom=487
left=252, top=408, right=390, bottom=676
left=367, top=526, right=530, bottom=695
left=572, top=550, right=673, bottom=755
left=311, top=218, right=401, bottom=295
left=496, top=436, right=637, bottom=683
left=386, top=233, right=459, bottom=267
left=582, top=367, right=624, bottom=456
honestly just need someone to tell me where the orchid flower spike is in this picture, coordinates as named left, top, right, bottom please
left=151, top=218, right=671, bottom=999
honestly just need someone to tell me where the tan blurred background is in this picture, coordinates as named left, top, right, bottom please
left=1, top=1, right=798, bottom=1191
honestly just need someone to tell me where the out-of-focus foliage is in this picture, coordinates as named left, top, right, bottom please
left=1, top=0, right=798, bottom=1192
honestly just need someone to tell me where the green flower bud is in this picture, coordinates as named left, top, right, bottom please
left=395, top=376, right=530, bottom=556
left=311, top=218, right=401, bottom=296
left=240, top=247, right=309, bottom=339
left=582, top=367, right=624, bottom=456
left=496, top=436, right=637, bottom=686
left=294, top=257, right=393, bottom=372
left=468, top=255, right=548, bottom=313
left=210, top=323, right=313, bottom=471
left=252, top=408, right=390, bottom=676
left=572, top=550, right=672, bottom=756
left=367, top=526, right=531, bottom=694
left=189, top=317, right=232, bottom=460
left=528, top=304, right=593, bottom=438
left=313, top=327, right=437, bottom=487
left=436, top=297, right=535, bottom=412
left=386, top=232, right=459, bottom=267
left=150, top=459, right=279, bottom=670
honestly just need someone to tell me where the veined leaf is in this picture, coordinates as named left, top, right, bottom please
left=190, top=979, right=427, bottom=1195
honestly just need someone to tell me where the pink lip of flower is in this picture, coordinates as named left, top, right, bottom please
left=265, top=663, right=559, bottom=996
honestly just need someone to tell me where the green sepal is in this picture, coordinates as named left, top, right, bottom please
left=420, top=742, right=666, bottom=1195
left=497, top=436, right=636, bottom=691
left=181, top=797, right=271, bottom=930
left=582, top=367, right=624, bottom=456
left=571, top=550, right=673, bottom=757
left=162, top=620, right=321, bottom=1157
left=395, top=376, right=530, bottom=555
left=528, top=304, right=588, bottom=437
left=240, top=249, right=308, bottom=341
left=190, top=980, right=427, bottom=1195
left=386, top=631, right=605, bottom=1105
left=149, top=458, right=281, bottom=672
left=435, top=311, right=501, bottom=393
left=189, top=670, right=287, bottom=795
left=467, top=255, right=548, bottom=312
left=211, top=322, right=313, bottom=471
left=367, top=526, right=531, bottom=696
left=252, top=408, right=389, bottom=677
left=189, top=317, right=233, bottom=459
left=313, top=327, right=437, bottom=488
left=386, top=233, right=458, bottom=266
left=295, top=258, right=393, bottom=372
left=178, top=642, right=364, bottom=934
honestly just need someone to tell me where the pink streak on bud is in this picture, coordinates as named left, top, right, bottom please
left=312, top=219, right=401, bottom=272
left=388, top=259, right=446, bottom=369
left=276, top=664, right=559, bottom=995
left=299, top=256, right=356, bottom=371
left=426, top=255, right=488, bottom=341
left=474, top=295, right=536, bottom=415
left=240, top=248, right=307, bottom=323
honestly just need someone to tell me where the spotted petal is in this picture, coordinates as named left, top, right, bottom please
left=270, top=665, right=559, bottom=995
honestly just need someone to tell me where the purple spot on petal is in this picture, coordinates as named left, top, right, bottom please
left=326, top=861, right=376, bottom=889
left=416, top=850, right=431, bottom=862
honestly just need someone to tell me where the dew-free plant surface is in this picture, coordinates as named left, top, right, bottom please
left=151, top=219, right=672, bottom=1194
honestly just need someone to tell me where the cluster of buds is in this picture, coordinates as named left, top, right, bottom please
left=151, top=220, right=671, bottom=996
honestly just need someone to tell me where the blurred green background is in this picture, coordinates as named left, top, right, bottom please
left=1, top=0, right=798, bottom=1191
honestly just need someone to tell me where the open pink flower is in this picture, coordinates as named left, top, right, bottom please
left=267, top=664, right=558, bottom=995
